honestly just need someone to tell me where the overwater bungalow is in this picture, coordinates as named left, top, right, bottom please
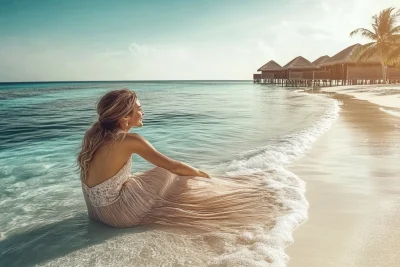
left=253, top=73, right=262, bottom=83
left=312, top=55, right=330, bottom=67
left=388, top=67, right=400, bottom=83
left=320, top=43, right=383, bottom=85
left=281, top=56, right=326, bottom=87
left=255, top=60, right=283, bottom=84
left=310, top=55, right=333, bottom=86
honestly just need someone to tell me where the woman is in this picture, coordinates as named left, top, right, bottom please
left=78, top=89, right=278, bottom=230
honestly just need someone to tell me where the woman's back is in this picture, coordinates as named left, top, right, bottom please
left=84, top=140, right=131, bottom=188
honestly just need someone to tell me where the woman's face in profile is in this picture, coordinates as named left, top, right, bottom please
left=128, top=99, right=144, bottom=128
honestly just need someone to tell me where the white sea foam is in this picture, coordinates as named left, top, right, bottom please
left=380, top=107, right=400, bottom=117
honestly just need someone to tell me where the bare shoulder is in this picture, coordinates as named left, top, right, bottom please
left=122, top=133, right=178, bottom=171
left=123, top=133, right=147, bottom=145
left=121, top=133, right=153, bottom=153
left=123, top=132, right=143, bottom=142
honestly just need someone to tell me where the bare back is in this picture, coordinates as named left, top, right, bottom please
left=83, top=132, right=205, bottom=187
left=84, top=139, right=132, bottom=188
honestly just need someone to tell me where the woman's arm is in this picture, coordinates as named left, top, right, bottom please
left=123, top=133, right=210, bottom=178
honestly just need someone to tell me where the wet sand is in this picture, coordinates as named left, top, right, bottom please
left=286, top=92, right=400, bottom=267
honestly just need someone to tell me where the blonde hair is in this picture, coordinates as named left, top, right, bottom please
left=77, top=89, right=137, bottom=181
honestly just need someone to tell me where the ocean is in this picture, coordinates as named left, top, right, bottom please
left=0, top=81, right=339, bottom=267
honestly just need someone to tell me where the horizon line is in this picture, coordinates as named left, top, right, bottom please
left=0, top=79, right=253, bottom=84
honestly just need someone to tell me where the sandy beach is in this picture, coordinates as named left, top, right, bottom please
left=287, top=87, right=400, bottom=267
left=321, top=84, right=400, bottom=110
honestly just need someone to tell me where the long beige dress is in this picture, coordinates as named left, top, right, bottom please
left=81, top=158, right=279, bottom=231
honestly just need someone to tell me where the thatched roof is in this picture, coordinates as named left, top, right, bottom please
left=312, top=55, right=330, bottom=67
left=283, top=56, right=318, bottom=70
left=257, top=60, right=282, bottom=71
left=321, top=44, right=380, bottom=66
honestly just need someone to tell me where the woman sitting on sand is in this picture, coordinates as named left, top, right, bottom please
left=77, top=89, right=278, bottom=229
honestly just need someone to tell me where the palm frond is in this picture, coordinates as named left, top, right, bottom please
left=391, top=34, right=400, bottom=43
left=389, top=26, right=400, bottom=35
left=349, top=28, right=377, bottom=40
left=353, top=43, right=378, bottom=62
left=376, top=7, right=398, bottom=36
left=376, top=42, right=393, bottom=58
left=390, top=8, right=400, bottom=25
left=372, top=14, right=378, bottom=27
left=372, top=23, right=378, bottom=34
left=387, top=7, right=399, bottom=25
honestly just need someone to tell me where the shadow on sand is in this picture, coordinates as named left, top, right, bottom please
left=0, top=212, right=149, bottom=267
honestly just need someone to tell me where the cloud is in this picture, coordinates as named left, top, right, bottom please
left=249, top=0, right=398, bottom=66
left=296, top=26, right=331, bottom=40
left=0, top=0, right=398, bottom=81
left=321, top=2, right=330, bottom=12
left=129, top=42, right=154, bottom=56
left=257, top=41, right=275, bottom=59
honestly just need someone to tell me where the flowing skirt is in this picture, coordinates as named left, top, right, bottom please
left=83, top=167, right=282, bottom=231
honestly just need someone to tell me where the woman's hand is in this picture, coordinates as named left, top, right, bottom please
left=197, top=170, right=210, bottom=178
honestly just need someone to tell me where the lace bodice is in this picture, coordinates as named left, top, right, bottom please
left=82, top=159, right=132, bottom=207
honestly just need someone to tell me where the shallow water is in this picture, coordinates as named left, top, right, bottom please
left=0, top=81, right=338, bottom=266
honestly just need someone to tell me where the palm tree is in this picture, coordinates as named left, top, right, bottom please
left=350, top=7, right=400, bottom=83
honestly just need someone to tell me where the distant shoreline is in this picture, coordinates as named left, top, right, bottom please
left=305, top=84, right=400, bottom=110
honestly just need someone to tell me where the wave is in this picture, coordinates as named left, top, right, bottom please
left=212, top=97, right=340, bottom=267
left=380, top=107, right=400, bottom=117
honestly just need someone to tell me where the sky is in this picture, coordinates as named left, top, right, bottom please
left=0, top=0, right=398, bottom=81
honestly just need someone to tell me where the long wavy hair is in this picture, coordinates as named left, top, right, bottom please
left=77, top=89, right=137, bottom=181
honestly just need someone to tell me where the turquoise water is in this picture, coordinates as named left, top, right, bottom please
left=0, top=81, right=338, bottom=267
